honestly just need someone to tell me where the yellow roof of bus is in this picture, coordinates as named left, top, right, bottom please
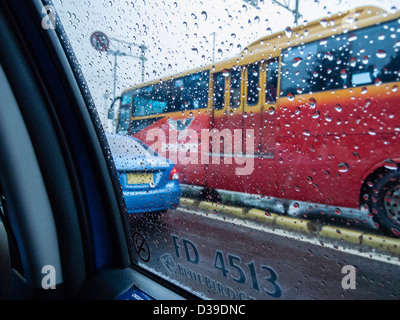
left=122, top=5, right=398, bottom=94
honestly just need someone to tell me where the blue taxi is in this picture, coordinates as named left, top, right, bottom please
left=106, top=133, right=181, bottom=214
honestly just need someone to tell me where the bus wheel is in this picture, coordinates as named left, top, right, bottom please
left=367, top=169, right=400, bottom=238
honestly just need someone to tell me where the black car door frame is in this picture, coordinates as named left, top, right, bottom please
left=0, top=0, right=192, bottom=300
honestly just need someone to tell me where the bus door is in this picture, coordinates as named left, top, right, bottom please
left=261, top=59, right=279, bottom=156
left=212, top=68, right=244, bottom=155
left=242, top=62, right=262, bottom=155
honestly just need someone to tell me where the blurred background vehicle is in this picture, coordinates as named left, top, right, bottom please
left=106, top=133, right=181, bottom=214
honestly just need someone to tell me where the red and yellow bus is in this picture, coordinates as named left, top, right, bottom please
left=115, top=6, right=400, bottom=237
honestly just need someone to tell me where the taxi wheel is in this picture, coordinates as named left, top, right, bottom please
left=367, top=169, right=400, bottom=238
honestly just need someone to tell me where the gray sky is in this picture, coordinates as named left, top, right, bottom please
left=52, top=0, right=399, bottom=124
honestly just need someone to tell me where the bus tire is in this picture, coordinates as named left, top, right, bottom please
left=366, top=169, right=400, bottom=238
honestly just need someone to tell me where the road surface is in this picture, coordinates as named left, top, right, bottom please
left=126, top=205, right=400, bottom=300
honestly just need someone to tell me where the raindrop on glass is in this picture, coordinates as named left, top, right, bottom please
left=287, top=92, right=295, bottom=101
left=376, top=50, right=387, bottom=58
left=338, top=162, right=349, bottom=172
left=292, top=57, right=302, bottom=67
left=285, top=26, right=293, bottom=39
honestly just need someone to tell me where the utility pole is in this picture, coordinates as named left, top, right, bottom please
left=90, top=31, right=147, bottom=122
left=107, top=37, right=147, bottom=101
left=271, top=0, right=300, bottom=25
left=211, top=32, right=216, bottom=63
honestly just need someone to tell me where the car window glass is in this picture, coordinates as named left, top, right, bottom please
left=52, top=0, right=400, bottom=300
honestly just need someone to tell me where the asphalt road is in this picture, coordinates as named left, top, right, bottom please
left=126, top=206, right=400, bottom=300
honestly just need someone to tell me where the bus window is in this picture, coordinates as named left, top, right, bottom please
left=213, top=72, right=226, bottom=110
left=116, top=106, right=131, bottom=135
left=116, top=91, right=133, bottom=134
left=133, top=85, right=168, bottom=117
left=265, top=60, right=279, bottom=103
left=281, top=42, right=318, bottom=96
left=181, top=71, right=210, bottom=110
left=315, top=35, right=351, bottom=91
left=247, top=63, right=260, bottom=106
left=349, top=20, right=400, bottom=86
left=280, top=34, right=355, bottom=97
left=230, top=69, right=241, bottom=108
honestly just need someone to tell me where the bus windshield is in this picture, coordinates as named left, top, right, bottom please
left=132, top=70, right=210, bottom=117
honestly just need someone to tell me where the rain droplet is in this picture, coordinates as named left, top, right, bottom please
left=383, top=159, right=399, bottom=171
left=345, top=16, right=355, bottom=25
left=320, top=19, right=328, bottom=27
left=361, top=87, right=368, bottom=94
left=292, top=57, right=302, bottom=67
left=312, top=111, right=320, bottom=119
left=338, top=162, right=349, bottom=172
left=309, top=97, right=316, bottom=108
left=348, top=34, right=357, bottom=42
left=335, top=104, right=342, bottom=112
left=368, top=128, right=376, bottom=136
left=376, top=50, right=387, bottom=58
left=201, top=11, right=207, bottom=21
left=287, top=93, right=295, bottom=101
left=320, top=39, right=328, bottom=46
left=285, top=26, right=293, bottom=39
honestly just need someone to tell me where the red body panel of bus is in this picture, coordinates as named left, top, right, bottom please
left=133, top=82, right=400, bottom=210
